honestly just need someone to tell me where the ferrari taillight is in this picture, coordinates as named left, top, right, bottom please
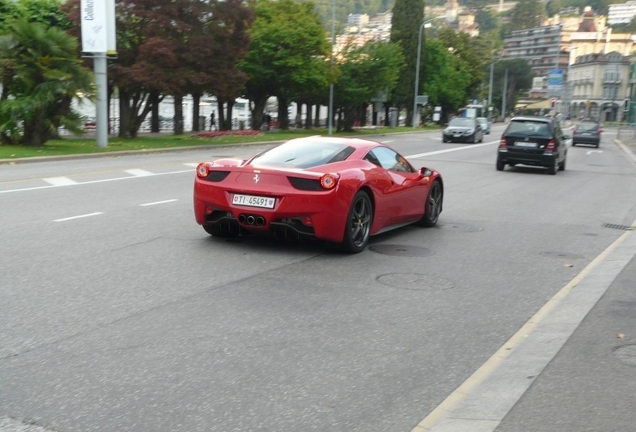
left=546, top=139, right=556, bottom=151
left=196, top=163, right=209, bottom=178
left=320, top=173, right=338, bottom=190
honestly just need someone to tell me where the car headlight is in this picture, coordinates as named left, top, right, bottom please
left=464, top=129, right=475, bottom=135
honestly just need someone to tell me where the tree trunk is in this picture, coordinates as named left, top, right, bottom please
left=249, top=96, right=268, bottom=131
left=192, top=93, right=201, bottom=131
left=314, top=105, right=320, bottom=127
left=224, top=100, right=235, bottom=130
left=150, top=92, right=160, bottom=133
left=173, top=94, right=184, bottom=135
left=119, top=91, right=130, bottom=138
left=306, top=103, right=313, bottom=129
left=277, top=95, right=289, bottom=130
left=23, top=109, right=48, bottom=146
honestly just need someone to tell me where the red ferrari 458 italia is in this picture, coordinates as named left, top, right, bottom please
left=193, top=136, right=443, bottom=253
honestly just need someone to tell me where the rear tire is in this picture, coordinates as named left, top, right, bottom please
left=559, top=156, right=566, bottom=171
left=496, top=159, right=505, bottom=171
left=341, top=191, right=373, bottom=253
left=572, top=142, right=576, bottom=147
left=547, top=157, right=558, bottom=175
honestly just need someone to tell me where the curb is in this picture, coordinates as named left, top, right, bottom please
left=614, top=138, right=636, bottom=166
left=0, top=140, right=284, bottom=166
left=0, top=130, right=429, bottom=166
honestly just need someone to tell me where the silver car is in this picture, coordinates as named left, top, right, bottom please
left=476, top=117, right=490, bottom=134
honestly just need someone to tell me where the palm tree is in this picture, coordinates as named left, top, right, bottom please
left=0, top=19, right=94, bottom=146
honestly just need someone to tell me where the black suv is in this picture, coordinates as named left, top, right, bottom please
left=496, top=116, right=569, bottom=175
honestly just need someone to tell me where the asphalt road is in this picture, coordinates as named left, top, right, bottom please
left=1, top=125, right=635, bottom=432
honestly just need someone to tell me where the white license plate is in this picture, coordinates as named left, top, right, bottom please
left=232, top=194, right=276, bottom=209
left=515, top=141, right=537, bottom=148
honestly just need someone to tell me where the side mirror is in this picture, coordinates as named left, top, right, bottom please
left=563, top=134, right=571, bottom=140
left=420, top=167, right=433, bottom=176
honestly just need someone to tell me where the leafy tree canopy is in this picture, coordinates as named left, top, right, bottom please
left=0, top=19, right=94, bottom=146
left=506, top=0, right=545, bottom=32
left=334, top=40, right=404, bottom=130
left=241, top=0, right=330, bottom=129
left=422, top=39, right=473, bottom=116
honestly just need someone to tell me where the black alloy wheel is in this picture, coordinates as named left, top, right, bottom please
left=416, top=180, right=443, bottom=227
left=341, top=191, right=373, bottom=253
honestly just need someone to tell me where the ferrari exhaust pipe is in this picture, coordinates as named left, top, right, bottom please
left=238, top=214, right=246, bottom=224
left=246, top=215, right=255, bottom=225
left=255, top=216, right=265, bottom=226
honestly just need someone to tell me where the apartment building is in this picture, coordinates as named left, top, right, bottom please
left=568, top=51, right=630, bottom=121
left=608, top=1, right=636, bottom=25
left=502, top=25, right=568, bottom=79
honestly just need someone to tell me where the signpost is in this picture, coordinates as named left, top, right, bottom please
left=547, top=69, right=563, bottom=98
left=81, top=0, right=116, bottom=148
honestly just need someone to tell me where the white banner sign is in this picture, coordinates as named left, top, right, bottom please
left=81, top=0, right=108, bottom=53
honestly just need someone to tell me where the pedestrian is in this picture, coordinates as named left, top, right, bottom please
left=295, top=112, right=301, bottom=129
left=209, top=111, right=216, bottom=131
left=265, top=113, right=272, bottom=131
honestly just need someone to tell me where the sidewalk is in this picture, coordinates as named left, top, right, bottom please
left=419, top=133, right=636, bottom=432
left=495, top=242, right=636, bottom=432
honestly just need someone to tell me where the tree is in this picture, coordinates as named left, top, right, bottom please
left=333, top=40, right=404, bottom=131
left=62, top=0, right=253, bottom=137
left=438, top=28, right=490, bottom=99
left=389, top=0, right=424, bottom=125
left=0, top=0, right=18, bottom=32
left=490, top=59, right=534, bottom=115
left=475, top=9, right=500, bottom=34
left=421, top=39, right=472, bottom=120
left=507, top=0, right=545, bottom=32
left=0, top=19, right=94, bottom=146
left=545, top=0, right=562, bottom=17
left=240, top=0, right=329, bottom=130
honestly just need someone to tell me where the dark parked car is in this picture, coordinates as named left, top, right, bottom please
left=496, top=116, right=569, bottom=175
left=476, top=117, right=491, bottom=134
left=572, top=120, right=602, bottom=147
left=442, top=117, right=483, bottom=143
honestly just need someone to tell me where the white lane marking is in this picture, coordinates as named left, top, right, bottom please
left=2, top=141, right=497, bottom=196
left=183, top=163, right=199, bottom=167
left=406, top=140, right=498, bottom=159
left=0, top=169, right=193, bottom=194
left=43, top=177, right=77, bottom=186
left=125, top=169, right=154, bottom=177
left=53, top=212, right=103, bottom=222
left=140, top=199, right=178, bottom=206
left=586, top=150, right=603, bottom=155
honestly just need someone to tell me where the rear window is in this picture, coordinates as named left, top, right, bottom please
left=506, top=120, right=551, bottom=137
left=251, top=140, right=355, bottom=169
left=449, top=118, right=475, bottom=127
left=577, top=122, right=598, bottom=132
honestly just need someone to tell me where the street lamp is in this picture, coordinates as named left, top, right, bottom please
left=328, top=0, right=336, bottom=135
left=412, top=16, right=444, bottom=129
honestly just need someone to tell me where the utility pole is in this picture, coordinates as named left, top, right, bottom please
left=501, top=68, right=508, bottom=121
left=328, top=0, right=335, bottom=135
left=488, top=62, right=494, bottom=106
